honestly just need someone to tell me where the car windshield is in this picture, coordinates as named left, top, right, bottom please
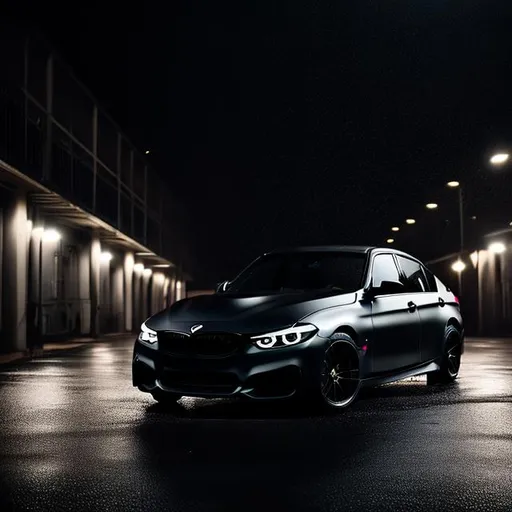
left=225, top=251, right=367, bottom=294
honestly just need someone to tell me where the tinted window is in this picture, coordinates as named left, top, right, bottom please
left=397, top=256, right=429, bottom=293
left=423, top=267, right=438, bottom=292
left=371, top=254, right=401, bottom=288
left=226, top=252, right=367, bottom=294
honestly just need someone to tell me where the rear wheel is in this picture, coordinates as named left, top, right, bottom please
left=427, top=325, right=462, bottom=385
left=319, top=336, right=361, bottom=410
left=151, top=389, right=182, bottom=405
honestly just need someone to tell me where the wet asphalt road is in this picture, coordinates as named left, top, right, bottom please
left=0, top=337, right=511, bottom=512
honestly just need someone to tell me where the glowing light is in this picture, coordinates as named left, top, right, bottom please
left=490, top=153, right=509, bottom=165
left=447, top=181, right=460, bottom=188
left=135, top=252, right=154, bottom=256
left=451, top=260, right=466, bottom=273
left=406, top=218, right=416, bottom=225
left=32, top=226, right=44, bottom=235
left=100, top=251, right=112, bottom=262
left=143, top=268, right=152, bottom=277
left=152, top=264, right=171, bottom=268
left=426, top=203, right=438, bottom=209
left=391, top=226, right=399, bottom=232
left=386, top=238, right=394, bottom=244
left=470, top=251, right=479, bottom=268
left=176, top=281, right=182, bottom=290
left=488, top=242, right=506, bottom=254
left=134, top=263, right=144, bottom=272
left=145, top=150, right=150, bottom=155
left=361, top=345, right=368, bottom=352
left=42, top=229, right=61, bottom=242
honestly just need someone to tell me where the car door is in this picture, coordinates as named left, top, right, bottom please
left=370, top=253, right=422, bottom=374
left=396, top=256, right=447, bottom=363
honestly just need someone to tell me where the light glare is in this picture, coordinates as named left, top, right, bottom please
left=488, top=242, right=506, bottom=254
left=386, top=238, right=394, bottom=243
left=391, top=226, right=399, bottom=232
left=100, top=251, right=112, bottom=262
left=42, top=229, right=61, bottom=242
left=447, top=181, right=460, bottom=188
left=451, top=260, right=466, bottom=273
left=406, top=218, right=416, bottom=225
left=426, top=203, right=438, bottom=209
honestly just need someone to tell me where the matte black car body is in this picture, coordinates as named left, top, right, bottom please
left=133, top=246, right=464, bottom=408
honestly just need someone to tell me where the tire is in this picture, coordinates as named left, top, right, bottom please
left=316, top=334, right=362, bottom=411
left=427, top=325, right=462, bottom=385
left=151, top=389, right=182, bottom=405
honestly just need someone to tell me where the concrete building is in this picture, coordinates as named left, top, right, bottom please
left=0, top=25, right=190, bottom=353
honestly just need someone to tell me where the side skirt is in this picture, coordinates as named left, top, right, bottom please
left=360, top=361, right=440, bottom=388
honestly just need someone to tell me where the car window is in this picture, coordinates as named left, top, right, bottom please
left=371, top=254, right=401, bottom=288
left=227, top=252, right=367, bottom=294
left=396, top=256, right=429, bottom=293
left=422, top=267, right=438, bottom=292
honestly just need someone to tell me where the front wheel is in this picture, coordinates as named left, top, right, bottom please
left=318, top=336, right=361, bottom=410
left=427, top=326, right=462, bottom=385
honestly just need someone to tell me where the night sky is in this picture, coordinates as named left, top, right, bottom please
left=10, top=1, right=512, bottom=287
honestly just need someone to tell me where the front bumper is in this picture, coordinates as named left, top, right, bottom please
left=132, top=335, right=328, bottom=399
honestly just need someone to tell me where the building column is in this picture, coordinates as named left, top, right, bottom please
left=90, top=231, right=101, bottom=337
left=123, top=252, right=134, bottom=331
left=133, top=265, right=143, bottom=329
left=2, top=193, right=29, bottom=352
left=111, top=259, right=124, bottom=332
left=141, top=269, right=151, bottom=321
left=78, top=240, right=91, bottom=335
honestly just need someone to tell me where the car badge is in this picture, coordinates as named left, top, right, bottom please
left=190, top=324, right=203, bottom=333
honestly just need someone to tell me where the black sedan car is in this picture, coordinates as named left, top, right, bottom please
left=133, top=246, right=463, bottom=409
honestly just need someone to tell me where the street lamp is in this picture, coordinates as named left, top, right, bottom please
left=391, top=226, right=399, bottom=232
left=489, top=153, right=509, bottom=165
left=405, top=218, right=416, bottom=225
left=386, top=238, right=394, bottom=244
left=425, top=203, right=438, bottom=209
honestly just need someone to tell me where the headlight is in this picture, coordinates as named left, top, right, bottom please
left=138, top=321, right=158, bottom=345
left=251, top=324, right=318, bottom=349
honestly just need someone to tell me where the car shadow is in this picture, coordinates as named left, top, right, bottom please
left=142, top=378, right=463, bottom=420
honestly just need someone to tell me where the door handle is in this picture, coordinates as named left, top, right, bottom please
left=438, top=297, right=445, bottom=307
left=407, top=301, right=417, bottom=311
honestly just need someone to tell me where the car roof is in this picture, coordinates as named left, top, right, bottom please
left=266, top=245, right=422, bottom=262
left=267, top=245, right=376, bottom=255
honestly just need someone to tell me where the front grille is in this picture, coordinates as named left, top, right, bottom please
left=159, top=370, right=239, bottom=394
left=158, top=331, right=245, bottom=358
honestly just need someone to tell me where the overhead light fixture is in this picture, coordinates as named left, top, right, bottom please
left=488, top=241, right=506, bottom=254
left=426, top=203, right=438, bottom=209
left=406, top=218, right=416, bottom=225
left=391, top=226, right=399, bottom=232
left=41, top=229, right=61, bottom=242
left=152, top=264, right=171, bottom=268
left=386, top=238, right=394, bottom=244
left=490, top=153, right=509, bottom=165
left=447, top=181, right=460, bottom=188
left=100, top=251, right=113, bottom=262
left=451, top=260, right=466, bottom=273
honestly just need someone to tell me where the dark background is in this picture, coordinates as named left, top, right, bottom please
left=6, top=1, right=512, bottom=287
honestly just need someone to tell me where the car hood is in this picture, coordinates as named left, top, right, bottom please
left=145, top=290, right=357, bottom=334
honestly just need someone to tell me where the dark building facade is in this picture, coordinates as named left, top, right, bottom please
left=0, top=25, right=190, bottom=353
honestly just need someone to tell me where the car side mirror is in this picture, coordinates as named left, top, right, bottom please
left=365, top=280, right=405, bottom=299
left=216, top=280, right=230, bottom=293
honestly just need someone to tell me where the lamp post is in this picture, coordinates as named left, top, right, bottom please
left=446, top=181, right=464, bottom=296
